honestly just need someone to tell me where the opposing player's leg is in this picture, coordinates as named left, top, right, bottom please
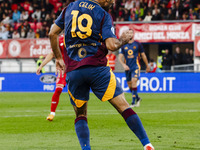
left=47, top=71, right=67, bottom=121
left=46, top=85, right=64, bottom=121
left=73, top=103, right=91, bottom=150
left=109, top=94, right=154, bottom=150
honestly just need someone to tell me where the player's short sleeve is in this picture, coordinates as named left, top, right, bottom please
left=55, top=8, right=66, bottom=29
left=138, top=42, right=145, bottom=53
left=101, top=12, right=116, bottom=41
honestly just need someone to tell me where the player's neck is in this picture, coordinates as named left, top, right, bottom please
left=128, top=39, right=134, bottom=43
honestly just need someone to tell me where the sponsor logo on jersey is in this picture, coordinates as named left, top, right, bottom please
left=78, top=48, right=87, bottom=58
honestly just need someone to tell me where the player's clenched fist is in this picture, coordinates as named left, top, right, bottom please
left=120, top=30, right=134, bottom=45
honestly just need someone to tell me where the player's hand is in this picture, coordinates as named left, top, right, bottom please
left=146, top=65, right=150, bottom=73
left=36, top=67, right=42, bottom=75
left=55, top=58, right=66, bottom=77
left=120, top=30, right=133, bottom=44
left=123, top=64, right=130, bottom=71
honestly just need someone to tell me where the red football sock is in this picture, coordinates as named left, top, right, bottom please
left=51, top=88, right=63, bottom=112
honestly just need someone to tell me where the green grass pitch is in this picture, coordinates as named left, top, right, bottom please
left=0, top=92, right=200, bottom=150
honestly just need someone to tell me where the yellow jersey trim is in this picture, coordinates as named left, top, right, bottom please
left=68, top=90, right=87, bottom=108
left=63, top=35, right=66, bottom=49
left=136, top=55, right=141, bottom=70
left=102, top=70, right=116, bottom=101
left=106, top=59, right=110, bottom=67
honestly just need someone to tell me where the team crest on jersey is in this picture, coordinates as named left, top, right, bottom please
left=133, top=46, right=136, bottom=49
left=78, top=48, right=87, bottom=58
left=128, top=50, right=133, bottom=55
left=127, top=49, right=134, bottom=58
left=125, top=47, right=128, bottom=50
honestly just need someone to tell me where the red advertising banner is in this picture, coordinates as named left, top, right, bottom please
left=195, top=36, right=200, bottom=56
left=0, top=40, right=7, bottom=58
left=5, top=38, right=52, bottom=58
left=115, top=22, right=195, bottom=43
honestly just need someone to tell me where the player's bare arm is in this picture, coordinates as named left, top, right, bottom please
left=141, top=52, right=150, bottom=73
left=105, top=30, right=133, bottom=51
left=118, top=53, right=130, bottom=71
left=36, top=52, right=54, bottom=75
left=49, top=24, right=66, bottom=73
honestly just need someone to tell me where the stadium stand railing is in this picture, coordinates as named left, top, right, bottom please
left=171, top=64, right=200, bottom=72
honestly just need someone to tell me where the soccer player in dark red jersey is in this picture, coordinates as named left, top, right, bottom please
left=49, top=0, right=155, bottom=150
left=36, top=35, right=67, bottom=121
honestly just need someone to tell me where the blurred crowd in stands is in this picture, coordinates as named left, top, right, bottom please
left=0, top=0, right=73, bottom=39
left=111, top=0, right=200, bottom=22
left=0, top=0, right=200, bottom=39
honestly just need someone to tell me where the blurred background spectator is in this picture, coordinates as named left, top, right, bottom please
left=189, top=49, right=194, bottom=64
left=12, top=30, right=20, bottom=39
left=173, top=46, right=183, bottom=65
left=143, top=11, right=152, bottom=21
left=162, top=49, right=172, bottom=70
left=148, top=58, right=162, bottom=73
left=106, top=51, right=116, bottom=71
left=182, top=48, right=190, bottom=64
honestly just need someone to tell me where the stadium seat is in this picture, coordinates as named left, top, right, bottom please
left=11, top=3, right=18, bottom=11
left=0, top=59, right=20, bottom=72
left=20, top=59, right=37, bottom=72
left=49, top=0, right=59, bottom=6
left=36, top=22, right=42, bottom=30
left=14, top=23, right=21, bottom=30
left=29, top=22, right=36, bottom=31
left=54, top=2, right=62, bottom=13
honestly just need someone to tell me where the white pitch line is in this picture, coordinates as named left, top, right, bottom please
left=1, top=110, right=200, bottom=118
left=2, top=109, right=199, bottom=113
left=0, top=110, right=114, bottom=113
left=1, top=113, right=118, bottom=118
left=140, top=109, right=200, bottom=113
